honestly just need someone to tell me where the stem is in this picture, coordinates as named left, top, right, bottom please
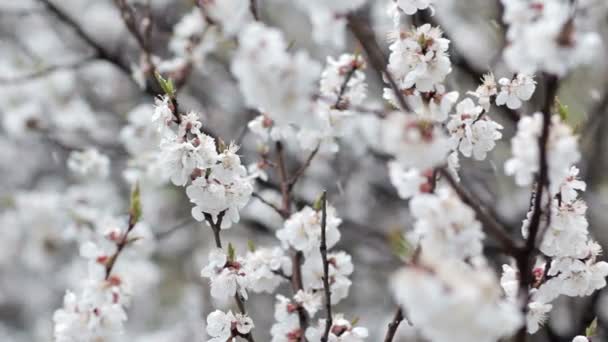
left=288, top=145, right=320, bottom=192
left=383, top=309, right=404, bottom=342
left=319, top=191, right=332, bottom=342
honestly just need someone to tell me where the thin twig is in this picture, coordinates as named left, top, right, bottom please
left=252, top=192, right=288, bottom=219
left=383, top=309, right=404, bottom=342
left=319, top=191, right=332, bottom=342
left=203, top=210, right=255, bottom=342
left=288, top=145, right=320, bottom=192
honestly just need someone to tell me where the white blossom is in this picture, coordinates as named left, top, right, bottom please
left=387, top=24, right=451, bottom=92
left=495, top=74, right=537, bottom=110
left=505, top=113, right=580, bottom=189
left=409, top=187, right=485, bottom=260
left=382, top=112, right=450, bottom=170
left=67, top=148, right=110, bottom=180
left=306, top=315, right=369, bottom=342
left=206, top=310, right=254, bottom=342
left=276, top=206, right=342, bottom=254
left=201, top=249, right=249, bottom=301
left=186, top=144, right=253, bottom=228
left=395, top=0, right=433, bottom=15
left=232, top=23, right=321, bottom=127
left=391, top=255, right=522, bottom=342
left=447, top=98, right=503, bottom=160
left=244, top=247, right=292, bottom=293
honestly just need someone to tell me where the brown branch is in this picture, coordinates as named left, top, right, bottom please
left=288, top=145, right=320, bottom=192
left=252, top=192, right=288, bottom=219
left=346, top=14, right=410, bottom=112
left=514, top=74, right=559, bottom=341
left=319, top=191, right=332, bottom=342
left=383, top=309, right=404, bottom=342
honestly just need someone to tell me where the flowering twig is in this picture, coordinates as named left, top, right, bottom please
left=104, top=184, right=142, bottom=278
left=514, top=74, right=559, bottom=341
left=203, top=210, right=255, bottom=342
left=319, top=191, right=332, bottom=342
left=346, top=14, right=410, bottom=112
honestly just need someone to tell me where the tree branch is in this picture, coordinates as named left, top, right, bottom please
left=319, top=191, right=332, bottom=342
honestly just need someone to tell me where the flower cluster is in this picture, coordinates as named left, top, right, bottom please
left=53, top=216, right=156, bottom=341
left=502, top=0, right=602, bottom=75
left=232, top=23, right=321, bottom=130
left=391, top=254, right=522, bottom=342
left=152, top=96, right=254, bottom=228
left=502, top=166, right=608, bottom=333
left=505, top=113, right=580, bottom=189
left=387, top=23, right=451, bottom=93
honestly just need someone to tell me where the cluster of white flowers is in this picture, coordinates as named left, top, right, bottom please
left=391, top=253, right=522, bottom=342
left=469, top=73, right=536, bottom=111
left=306, top=315, right=369, bottom=342
left=67, top=148, right=110, bottom=180
left=501, top=136, right=608, bottom=333
left=206, top=310, right=254, bottom=342
left=201, top=246, right=292, bottom=301
left=53, top=218, right=156, bottom=341
left=409, top=187, right=485, bottom=260
left=386, top=23, right=451, bottom=93
left=501, top=0, right=602, bottom=75
left=276, top=205, right=342, bottom=254
left=232, top=23, right=321, bottom=130
left=382, top=113, right=450, bottom=171
left=169, top=8, right=218, bottom=64
left=300, top=54, right=368, bottom=152
left=446, top=98, right=503, bottom=161
left=152, top=96, right=254, bottom=228
left=292, top=0, right=367, bottom=47
left=199, top=0, right=252, bottom=37
left=505, top=113, right=580, bottom=189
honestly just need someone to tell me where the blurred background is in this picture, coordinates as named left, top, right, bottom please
left=1, top=0, right=608, bottom=341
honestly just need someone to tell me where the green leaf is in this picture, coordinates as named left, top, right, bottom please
left=247, top=240, right=256, bottom=253
left=586, top=317, right=598, bottom=337
left=388, top=230, right=413, bottom=260
left=154, top=72, right=176, bottom=98
left=129, top=182, right=142, bottom=227
left=312, top=191, right=326, bottom=212
left=556, top=98, right=569, bottom=122
left=227, top=243, right=236, bottom=262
